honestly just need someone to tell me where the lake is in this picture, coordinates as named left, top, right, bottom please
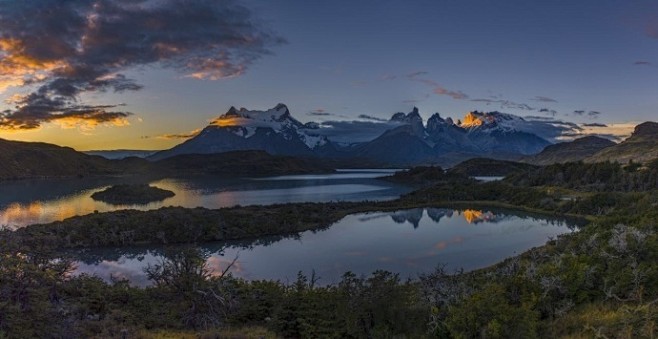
left=0, top=170, right=410, bottom=229
left=71, top=207, right=582, bottom=286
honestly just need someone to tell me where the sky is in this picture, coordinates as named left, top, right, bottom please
left=0, top=0, right=657, bottom=150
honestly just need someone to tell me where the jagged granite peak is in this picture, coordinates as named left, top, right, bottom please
left=149, top=104, right=329, bottom=160
left=426, top=113, right=446, bottom=132
left=226, top=106, right=239, bottom=116
left=389, top=107, right=425, bottom=136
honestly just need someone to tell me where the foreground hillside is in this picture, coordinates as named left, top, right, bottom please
left=2, top=160, right=658, bottom=337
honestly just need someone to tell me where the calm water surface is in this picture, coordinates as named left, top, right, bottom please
left=0, top=170, right=409, bottom=228
left=72, top=208, right=582, bottom=286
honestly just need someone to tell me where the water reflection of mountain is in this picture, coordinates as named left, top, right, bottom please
left=390, top=208, right=424, bottom=228
left=68, top=207, right=585, bottom=267
left=426, top=208, right=454, bottom=223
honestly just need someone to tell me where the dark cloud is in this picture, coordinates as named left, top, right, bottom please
left=573, top=110, right=586, bottom=115
left=539, top=108, right=558, bottom=116
left=358, top=114, right=388, bottom=122
left=588, top=111, right=601, bottom=117
left=0, top=0, right=283, bottom=130
left=582, top=123, right=607, bottom=127
left=633, top=61, right=652, bottom=66
left=406, top=71, right=429, bottom=79
left=307, top=109, right=333, bottom=116
left=157, top=128, right=202, bottom=140
left=532, top=96, right=558, bottom=103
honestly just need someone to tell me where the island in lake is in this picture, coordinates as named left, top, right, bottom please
left=91, top=184, right=175, bottom=205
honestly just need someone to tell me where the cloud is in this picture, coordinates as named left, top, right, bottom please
left=380, top=74, right=397, bottom=81
left=471, top=98, right=535, bottom=111
left=0, top=0, right=282, bottom=131
left=539, top=108, right=558, bottom=116
left=157, top=128, right=202, bottom=140
left=314, top=120, right=401, bottom=143
left=573, top=110, right=586, bottom=115
left=517, top=116, right=583, bottom=142
left=404, top=72, right=469, bottom=100
left=307, top=109, right=333, bottom=116
left=532, top=96, right=558, bottom=103
left=433, top=86, right=469, bottom=100
left=358, top=114, right=388, bottom=122
left=576, top=122, right=636, bottom=142
left=634, top=61, right=652, bottom=66
left=587, top=111, right=601, bottom=117
left=406, top=71, right=429, bottom=79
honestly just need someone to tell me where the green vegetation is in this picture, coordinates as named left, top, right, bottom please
left=91, top=184, right=175, bottom=205
left=384, top=166, right=471, bottom=187
left=505, top=161, right=658, bottom=192
left=2, top=159, right=658, bottom=337
left=448, top=157, right=538, bottom=177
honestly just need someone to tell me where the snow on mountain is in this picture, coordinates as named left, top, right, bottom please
left=459, top=111, right=528, bottom=133
left=152, top=104, right=559, bottom=165
left=209, top=103, right=328, bottom=149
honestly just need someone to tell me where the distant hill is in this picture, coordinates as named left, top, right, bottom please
left=449, top=158, right=538, bottom=177
left=154, top=150, right=334, bottom=176
left=84, top=149, right=157, bottom=159
left=0, top=139, right=333, bottom=180
left=0, top=138, right=140, bottom=180
left=522, top=136, right=615, bottom=165
left=384, top=166, right=470, bottom=187
left=586, top=122, right=658, bottom=164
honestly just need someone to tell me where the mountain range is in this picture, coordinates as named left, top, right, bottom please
left=2, top=105, right=656, bottom=180
left=150, top=104, right=553, bottom=166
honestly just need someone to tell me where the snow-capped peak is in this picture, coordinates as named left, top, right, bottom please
left=209, top=104, right=327, bottom=149
left=214, top=103, right=294, bottom=126
left=459, top=111, right=527, bottom=133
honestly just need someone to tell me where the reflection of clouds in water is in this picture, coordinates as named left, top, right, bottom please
left=205, top=255, right=246, bottom=278
left=3, top=172, right=410, bottom=228
left=76, top=259, right=152, bottom=287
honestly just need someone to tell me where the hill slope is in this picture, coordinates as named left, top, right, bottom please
left=154, top=150, right=334, bottom=176
left=586, top=122, right=658, bottom=164
left=0, top=138, right=137, bottom=180
left=450, top=158, right=539, bottom=177
left=522, top=136, right=615, bottom=165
